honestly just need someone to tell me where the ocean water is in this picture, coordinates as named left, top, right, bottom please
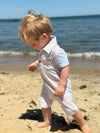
left=0, top=15, right=100, bottom=61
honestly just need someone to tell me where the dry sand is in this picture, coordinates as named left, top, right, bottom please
left=0, top=66, right=100, bottom=133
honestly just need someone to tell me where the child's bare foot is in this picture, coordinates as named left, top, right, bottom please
left=36, top=122, right=50, bottom=128
left=81, top=124, right=91, bottom=133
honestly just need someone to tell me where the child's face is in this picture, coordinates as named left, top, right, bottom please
left=29, top=39, right=44, bottom=50
left=26, top=33, right=48, bottom=50
left=25, top=37, right=44, bottom=50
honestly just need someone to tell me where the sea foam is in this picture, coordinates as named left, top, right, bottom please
left=0, top=51, right=100, bottom=61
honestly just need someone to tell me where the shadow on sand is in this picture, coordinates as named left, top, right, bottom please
left=19, top=109, right=82, bottom=132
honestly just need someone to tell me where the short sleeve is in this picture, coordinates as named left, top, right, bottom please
left=55, top=51, right=69, bottom=68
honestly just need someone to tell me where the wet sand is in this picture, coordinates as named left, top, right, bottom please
left=0, top=55, right=100, bottom=69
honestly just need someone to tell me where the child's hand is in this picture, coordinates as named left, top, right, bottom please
left=54, top=85, right=65, bottom=97
left=27, top=61, right=39, bottom=72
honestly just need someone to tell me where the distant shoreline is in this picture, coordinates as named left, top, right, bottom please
left=0, top=14, right=100, bottom=21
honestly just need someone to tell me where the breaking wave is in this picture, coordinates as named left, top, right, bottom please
left=0, top=51, right=100, bottom=61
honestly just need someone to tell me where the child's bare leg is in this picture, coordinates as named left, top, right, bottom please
left=72, top=109, right=91, bottom=133
left=36, top=107, right=52, bottom=128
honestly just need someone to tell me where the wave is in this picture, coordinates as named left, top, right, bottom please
left=0, top=51, right=39, bottom=57
left=67, top=52, right=100, bottom=58
left=67, top=52, right=100, bottom=61
left=0, top=51, right=100, bottom=61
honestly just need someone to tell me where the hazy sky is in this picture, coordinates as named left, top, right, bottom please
left=0, top=0, right=100, bottom=19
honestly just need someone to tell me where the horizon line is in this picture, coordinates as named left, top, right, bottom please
left=0, top=14, right=100, bottom=20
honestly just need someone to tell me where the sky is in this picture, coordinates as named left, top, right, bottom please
left=0, top=0, right=100, bottom=19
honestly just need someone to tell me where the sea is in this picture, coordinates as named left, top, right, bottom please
left=0, top=15, right=100, bottom=69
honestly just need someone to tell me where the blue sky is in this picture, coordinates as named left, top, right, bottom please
left=0, top=0, right=100, bottom=19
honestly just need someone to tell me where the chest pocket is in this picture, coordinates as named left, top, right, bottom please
left=40, top=53, right=53, bottom=66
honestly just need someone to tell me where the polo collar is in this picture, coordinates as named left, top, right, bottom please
left=40, top=36, right=57, bottom=54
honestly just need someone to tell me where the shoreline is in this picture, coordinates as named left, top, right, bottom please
left=0, top=56, right=100, bottom=70
left=0, top=65, right=100, bottom=73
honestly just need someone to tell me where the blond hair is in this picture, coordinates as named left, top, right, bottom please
left=19, top=14, right=53, bottom=43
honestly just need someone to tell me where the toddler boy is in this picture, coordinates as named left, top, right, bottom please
left=19, top=13, right=91, bottom=133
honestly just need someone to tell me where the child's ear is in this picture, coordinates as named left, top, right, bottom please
left=41, top=33, right=48, bottom=40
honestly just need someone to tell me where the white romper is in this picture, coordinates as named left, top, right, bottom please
left=39, top=36, right=78, bottom=116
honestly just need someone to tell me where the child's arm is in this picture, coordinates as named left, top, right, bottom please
left=54, top=65, right=69, bottom=97
left=27, top=60, right=40, bottom=72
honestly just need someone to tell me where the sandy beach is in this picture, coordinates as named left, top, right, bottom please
left=0, top=65, right=100, bottom=133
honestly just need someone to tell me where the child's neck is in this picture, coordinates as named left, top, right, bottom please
left=44, top=35, right=52, bottom=46
left=40, top=35, right=52, bottom=50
